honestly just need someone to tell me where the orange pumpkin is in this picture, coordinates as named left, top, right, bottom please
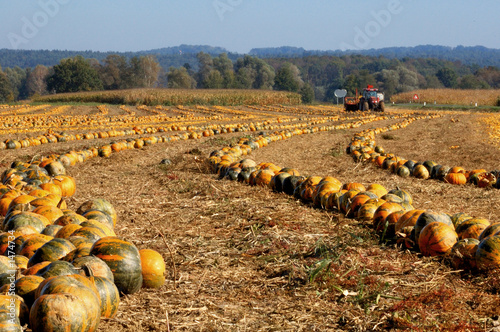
left=418, top=222, right=458, bottom=256
left=139, top=249, right=166, bottom=288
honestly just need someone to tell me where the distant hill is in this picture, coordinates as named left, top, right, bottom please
left=0, top=45, right=233, bottom=70
left=1, top=44, right=499, bottom=70
left=138, top=44, right=229, bottom=56
left=249, top=45, right=500, bottom=68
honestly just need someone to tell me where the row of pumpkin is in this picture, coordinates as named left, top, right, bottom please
left=347, top=117, right=500, bottom=189
left=0, top=109, right=381, bottom=152
left=0, top=154, right=166, bottom=329
left=207, top=125, right=500, bottom=275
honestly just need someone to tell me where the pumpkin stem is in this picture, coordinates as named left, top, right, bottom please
left=57, top=197, right=66, bottom=209
left=82, top=263, right=95, bottom=277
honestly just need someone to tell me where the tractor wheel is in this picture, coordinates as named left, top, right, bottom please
left=363, top=101, right=369, bottom=112
left=379, top=101, right=385, bottom=112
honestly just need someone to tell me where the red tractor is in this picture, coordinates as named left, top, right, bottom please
left=344, top=85, right=385, bottom=112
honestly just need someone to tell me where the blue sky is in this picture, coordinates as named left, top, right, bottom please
left=1, top=0, right=498, bottom=53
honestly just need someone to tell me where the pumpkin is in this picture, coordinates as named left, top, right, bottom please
left=277, top=167, right=300, bottom=176
left=445, top=172, right=467, bottom=185
left=455, top=218, right=490, bottom=240
left=414, top=211, right=453, bottom=244
left=32, top=205, right=64, bottom=224
left=418, top=222, right=458, bottom=256
left=0, top=231, right=24, bottom=255
left=356, top=198, right=385, bottom=222
left=436, top=166, right=451, bottom=180
left=479, top=223, right=500, bottom=241
left=22, top=261, right=51, bottom=276
left=35, top=260, right=80, bottom=278
left=42, top=224, right=63, bottom=237
left=449, top=166, right=466, bottom=174
left=3, top=212, right=49, bottom=233
left=18, top=233, right=53, bottom=259
left=380, top=194, right=404, bottom=204
left=387, top=188, right=413, bottom=205
left=450, top=212, right=472, bottom=228
left=39, top=182, right=63, bottom=196
left=372, top=202, right=404, bottom=231
left=339, top=189, right=360, bottom=215
left=76, top=198, right=117, bottom=227
left=139, top=249, right=166, bottom=289
left=44, top=161, right=66, bottom=176
left=68, top=236, right=95, bottom=251
left=237, top=167, right=256, bottom=184
left=475, top=235, right=500, bottom=270
left=282, top=175, right=304, bottom=196
left=348, top=193, right=376, bottom=218
left=422, top=160, right=438, bottom=173
left=448, top=238, right=479, bottom=270
left=55, top=224, right=82, bottom=239
left=396, top=165, right=410, bottom=177
left=312, top=180, right=342, bottom=208
left=27, top=238, right=76, bottom=267
left=365, top=183, right=388, bottom=198
left=70, top=225, right=108, bottom=243
left=90, top=237, right=143, bottom=295
left=52, top=175, right=76, bottom=197
left=79, top=220, right=115, bottom=236
left=413, top=165, right=429, bottom=179
left=30, top=293, right=96, bottom=332
left=13, top=275, right=45, bottom=308
left=89, top=276, right=120, bottom=318
left=54, top=213, right=87, bottom=226
left=73, top=256, right=114, bottom=282
left=270, top=172, right=291, bottom=193
left=377, top=210, right=405, bottom=238
left=342, top=182, right=366, bottom=192
left=0, top=294, right=29, bottom=329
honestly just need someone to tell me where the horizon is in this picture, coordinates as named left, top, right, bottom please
left=1, top=43, right=499, bottom=55
left=1, top=1, right=499, bottom=54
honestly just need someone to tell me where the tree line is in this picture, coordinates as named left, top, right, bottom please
left=1, top=51, right=499, bottom=104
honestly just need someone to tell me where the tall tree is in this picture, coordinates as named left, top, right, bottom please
left=47, top=56, right=103, bottom=93
left=4, top=66, right=27, bottom=100
left=436, top=67, right=458, bottom=88
left=0, top=67, right=13, bottom=102
left=99, top=54, right=129, bottom=90
left=213, top=53, right=235, bottom=88
left=167, top=67, right=196, bottom=89
left=26, top=65, right=49, bottom=96
left=274, top=62, right=303, bottom=92
left=234, top=55, right=275, bottom=90
left=300, top=83, right=315, bottom=104
left=130, top=55, right=161, bottom=88
left=196, top=52, right=215, bottom=89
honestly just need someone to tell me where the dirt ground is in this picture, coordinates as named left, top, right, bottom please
left=2, top=105, right=500, bottom=331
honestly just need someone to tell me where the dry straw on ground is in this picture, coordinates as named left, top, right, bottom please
left=1, top=105, right=500, bottom=331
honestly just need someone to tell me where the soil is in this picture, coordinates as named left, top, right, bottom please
left=2, top=105, right=500, bottom=331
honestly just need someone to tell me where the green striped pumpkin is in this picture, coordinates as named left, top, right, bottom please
left=27, top=238, right=76, bottom=267
left=89, top=276, right=120, bottom=318
left=90, top=236, right=143, bottom=295
left=30, top=293, right=94, bottom=332
left=476, top=235, right=500, bottom=270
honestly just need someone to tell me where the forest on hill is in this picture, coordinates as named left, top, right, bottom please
left=0, top=45, right=499, bottom=103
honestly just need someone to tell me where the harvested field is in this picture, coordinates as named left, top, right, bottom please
left=1, top=103, right=500, bottom=331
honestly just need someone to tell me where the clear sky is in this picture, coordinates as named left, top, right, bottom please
left=1, top=0, right=498, bottom=53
